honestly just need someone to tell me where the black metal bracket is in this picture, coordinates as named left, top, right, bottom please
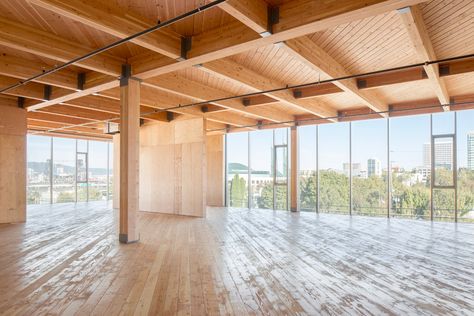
left=439, top=64, right=450, bottom=76
left=120, top=64, right=132, bottom=87
left=17, top=97, right=25, bottom=109
left=293, top=90, right=302, bottom=98
left=77, top=73, right=86, bottom=91
left=178, top=36, right=192, bottom=61
left=166, top=111, right=174, bottom=122
left=261, top=6, right=279, bottom=36
left=139, top=118, right=145, bottom=126
left=43, top=85, right=52, bottom=101
left=201, top=105, right=209, bottom=113
left=357, top=79, right=367, bottom=89
left=242, top=98, right=250, bottom=106
left=225, top=124, right=231, bottom=133
left=257, top=120, right=263, bottom=129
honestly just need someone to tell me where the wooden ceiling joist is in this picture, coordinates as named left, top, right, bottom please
left=146, top=74, right=294, bottom=123
left=19, top=0, right=426, bottom=113
left=398, top=5, right=450, bottom=110
left=284, top=36, right=388, bottom=115
left=201, top=59, right=338, bottom=118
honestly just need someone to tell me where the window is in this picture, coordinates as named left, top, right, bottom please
left=351, top=119, right=388, bottom=216
left=298, top=126, right=317, bottom=212
left=390, top=114, right=431, bottom=219
left=88, top=141, right=109, bottom=201
left=226, top=132, right=249, bottom=208
left=250, top=130, right=273, bottom=209
left=52, top=138, right=76, bottom=203
left=456, top=109, right=474, bottom=222
left=108, top=142, right=113, bottom=200
left=27, top=135, right=51, bottom=205
left=319, top=122, right=350, bottom=214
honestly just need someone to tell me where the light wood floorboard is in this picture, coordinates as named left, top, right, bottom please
left=0, top=202, right=473, bottom=315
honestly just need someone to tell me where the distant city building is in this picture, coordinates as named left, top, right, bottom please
left=343, top=163, right=365, bottom=178
left=423, top=140, right=453, bottom=170
left=468, top=132, right=474, bottom=170
left=367, top=158, right=381, bottom=177
left=415, top=167, right=431, bottom=183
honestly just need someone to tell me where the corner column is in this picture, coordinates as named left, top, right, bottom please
left=119, top=65, right=140, bottom=243
left=290, top=126, right=298, bottom=212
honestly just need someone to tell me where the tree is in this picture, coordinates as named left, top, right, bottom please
left=230, top=174, right=247, bottom=207
left=56, top=191, right=75, bottom=203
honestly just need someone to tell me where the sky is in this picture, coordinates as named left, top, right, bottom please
left=227, top=110, right=474, bottom=172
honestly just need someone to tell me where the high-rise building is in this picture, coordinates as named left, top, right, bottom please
left=423, top=140, right=453, bottom=170
left=367, top=158, right=381, bottom=177
left=468, top=132, right=474, bottom=170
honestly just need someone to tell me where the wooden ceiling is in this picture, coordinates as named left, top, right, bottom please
left=0, top=0, right=473, bottom=140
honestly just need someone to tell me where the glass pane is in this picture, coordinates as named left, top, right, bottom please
left=88, top=141, right=109, bottom=201
left=77, top=153, right=87, bottom=183
left=77, top=139, right=87, bottom=152
left=433, top=189, right=455, bottom=221
left=250, top=130, right=273, bottom=209
left=298, top=126, right=317, bottom=212
left=352, top=119, right=388, bottom=216
left=319, top=122, right=350, bottom=214
left=274, top=128, right=288, bottom=145
left=275, top=146, right=288, bottom=184
left=108, top=142, right=113, bottom=200
left=433, top=137, right=454, bottom=187
left=456, top=109, right=474, bottom=222
left=275, top=185, right=287, bottom=210
left=52, top=138, right=76, bottom=203
left=27, top=135, right=51, bottom=204
left=432, top=112, right=455, bottom=135
left=226, top=132, right=248, bottom=208
left=390, top=115, right=430, bottom=219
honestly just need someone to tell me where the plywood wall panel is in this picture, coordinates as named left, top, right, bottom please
left=0, top=105, right=26, bottom=223
left=206, top=134, right=224, bottom=207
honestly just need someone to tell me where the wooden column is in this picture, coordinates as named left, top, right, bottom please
left=119, top=65, right=140, bottom=243
left=290, top=126, right=298, bottom=212
left=0, top=105, right=27, bottom=223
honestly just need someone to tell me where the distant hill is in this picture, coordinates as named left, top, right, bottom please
left=28, top=162, right=108, bottom=176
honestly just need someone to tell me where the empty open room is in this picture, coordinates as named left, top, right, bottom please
left=0, top=0, right=473, bottom=315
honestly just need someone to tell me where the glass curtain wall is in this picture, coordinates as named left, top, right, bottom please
left=457, top=110, right=474, bottom=222
left=88, top=141, right=109, bottom=201
left=225, top=128, right=290, bottom=210
left=226, top=132, right=249, bottom=208
left=295, top=110, right=474, bottom=222
left=250, top=130, right=273, bottom=209
left=52, top=138, right=76, bottom=203
left=298, top=126, right=317, bottom=212
left=27, top=135, right=52, bottom=204
left=319, top=122, right=350, bottom=214
left=351, top=119, right=388, bottom=216
left=27, top=135, right=113, bottom=205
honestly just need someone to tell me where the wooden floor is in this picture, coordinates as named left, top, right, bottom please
left=0, top=203, right=473, bottom=315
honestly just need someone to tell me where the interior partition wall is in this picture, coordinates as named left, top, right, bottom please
left=226, top=128, right=290, bottom=210
left=295, top=109, right=474, bottom=222
left=27, top=135, right=113, bottom=205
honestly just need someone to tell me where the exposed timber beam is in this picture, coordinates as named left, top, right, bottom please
left=201, top=58, right=338, bottom=118
left=20, top=0, right=427, bottom=111
left=398, top=5, right=450, bottom=110
left=145, top=74, right=294, bottom=123
left=284, top=36, right=388, bottom=115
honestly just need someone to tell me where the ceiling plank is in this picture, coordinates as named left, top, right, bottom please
left=398, top=5, right=450, bottom=110
left=22, top=0, right=427, bottom=111
left=0, top=16, right=124, bottom=76
left=27, top=0, right=181, bottom=59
